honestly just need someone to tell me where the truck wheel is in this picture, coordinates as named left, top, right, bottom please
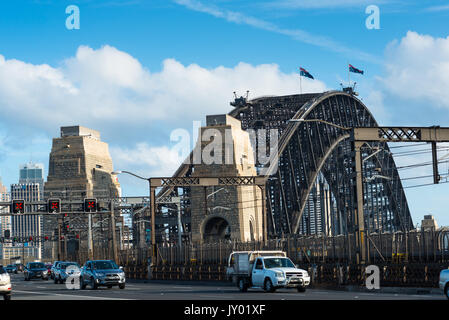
left=264, top=278, right=276, bottom=293
left=238, top=279, right=248, bottom=292
left=297, top=286, right=306, bottom=293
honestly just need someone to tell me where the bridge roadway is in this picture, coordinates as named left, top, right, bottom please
left=6, top=273, right=445, bottom=300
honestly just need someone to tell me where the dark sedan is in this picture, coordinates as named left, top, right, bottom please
left=5, top=265, right=18, bottom=274
left=24, top=262, right=49, bottom=281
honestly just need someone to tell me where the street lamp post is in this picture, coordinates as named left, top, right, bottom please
left=111, top=170, right=156, bottom=278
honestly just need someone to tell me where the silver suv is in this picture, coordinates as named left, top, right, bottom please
left=54, top=262, right=81, bottom=284
left=80, top=260, right=125, bottom=290
left=0, top=265, right=12, bottom=300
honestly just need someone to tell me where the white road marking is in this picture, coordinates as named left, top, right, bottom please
left=13, top=289, right=133, bottom=300
left=199, top=295, right=232, bottom=299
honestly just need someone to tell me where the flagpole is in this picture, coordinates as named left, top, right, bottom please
left=348, top=63, right=350, bottom=87
left=300, top=73, right=302, bottom=94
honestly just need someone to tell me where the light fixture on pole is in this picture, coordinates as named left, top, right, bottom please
left=111, top=170, right=156, bottom=278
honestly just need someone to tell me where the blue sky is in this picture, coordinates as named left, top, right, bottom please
left=1, top=0, right=449, bottom=226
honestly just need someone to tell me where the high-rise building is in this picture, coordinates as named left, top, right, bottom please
left=19, top=162, right=44, bottom=199
left=8, top=183, right=42, bottom=260
left=0, top=178, right=11, bottom=261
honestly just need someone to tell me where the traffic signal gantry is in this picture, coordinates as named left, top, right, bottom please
left=0, top=198, right=99, bottom=243
left=1, top=198, right=99, bottom=215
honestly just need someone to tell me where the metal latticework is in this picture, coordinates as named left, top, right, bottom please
left=159, top=90, right=413, bottom=239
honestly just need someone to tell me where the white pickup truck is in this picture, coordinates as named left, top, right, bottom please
left=226, top=250, right=310, bottom=293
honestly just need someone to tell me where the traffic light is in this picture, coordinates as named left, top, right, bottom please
left=44, top=236, right=49, bottom=241
left=84, top=198, right=97, bottom=213
left=4, top=230, right=10, bottom=239
left=12, top=200, right=25, bottom=214
left=29, top=236, right=33, bottom=242
left=75, top=234, right=80, bottom=239
left=62, top=221, right=70, bottom=233
left=47, top=199, right=61, bottom=213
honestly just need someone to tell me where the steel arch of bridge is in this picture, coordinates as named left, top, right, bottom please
left=160, top=91, right=413, bottom=239
left=230, top=91, right=413, bottom=237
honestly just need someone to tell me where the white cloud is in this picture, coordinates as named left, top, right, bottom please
left=110, top=143, right=184, bottom=177
left=382, top=31, right=449, bottom=109
left=362, top=89, right=389, bottom=123
left=425, top=4, right=449, bottom=12
left=0, top=44, right=327, bottom=178
left=0, top=45, right=326, bottom=132
left=269, top=0, right=385, bottom=9
left=173, top=0, right=380, bottom=63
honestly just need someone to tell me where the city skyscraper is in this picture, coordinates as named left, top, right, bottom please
left=19, top=162, right=45, bottom=199
left=8, top=183, right=42, bottom=260
left=0, top=178, right=11, bottom=261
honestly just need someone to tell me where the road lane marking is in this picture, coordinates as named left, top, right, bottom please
left=13, top=290, right=133, bottom=300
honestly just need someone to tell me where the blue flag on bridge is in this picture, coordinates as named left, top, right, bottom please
left=299, top=67, right=314, bottom=79
left=349, top=64, right=364, bottom=75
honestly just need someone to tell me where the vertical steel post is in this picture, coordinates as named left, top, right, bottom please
left=58, top=216, right=62, bottom=261
left=150, top=184, right=156, bottom=268
left=88, top=213, right=93, bottom=260
left=432, top=142, right=440, bottom=184
left=111, top=198, right=118, bottom=264
left=176, top=198, right=182, bottom=250
left=354, top=140, right=366, bottom=264
left=259, top=185, right=267, bottom=243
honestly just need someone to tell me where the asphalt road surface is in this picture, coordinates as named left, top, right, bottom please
left=6, top=273, right=446, bottom=300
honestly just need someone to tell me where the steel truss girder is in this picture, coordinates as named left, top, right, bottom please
left=163, top=91, right=413, bottom=239
left=234, top=91, right=412, bottom=237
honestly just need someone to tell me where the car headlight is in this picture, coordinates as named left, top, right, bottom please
left=275, top=271, right=284, bottom=278
left=303, top=272, right=309, bottom=277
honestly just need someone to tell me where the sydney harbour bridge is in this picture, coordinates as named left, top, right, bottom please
left=156, top=89, right=414, bottom=244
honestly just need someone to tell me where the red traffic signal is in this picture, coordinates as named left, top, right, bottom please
left=84, top=198, right=97, bottom=213
left=75, top=234, right=80, bottom=239
left=29, top=236, right=33, bottom=241
left=12, top=200, right=25, bottom=214
left=44, top=236, right=49, bottom=241
left=48, top=199, right=61, bottom=213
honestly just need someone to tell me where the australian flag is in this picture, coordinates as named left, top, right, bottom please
left=349, top=64, right=364, bottom=74
left=299, top=67, right=314, bottom=79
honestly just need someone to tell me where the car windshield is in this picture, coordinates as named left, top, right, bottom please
left=29, top=263, right=45, bottom=269
left=61, top=263, right=79, bottom=269
left=92, top=261, right=118, bottom=270
left=263, top=258, right=295, bottom=269
left=0, top=267, right=6, bottom=274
